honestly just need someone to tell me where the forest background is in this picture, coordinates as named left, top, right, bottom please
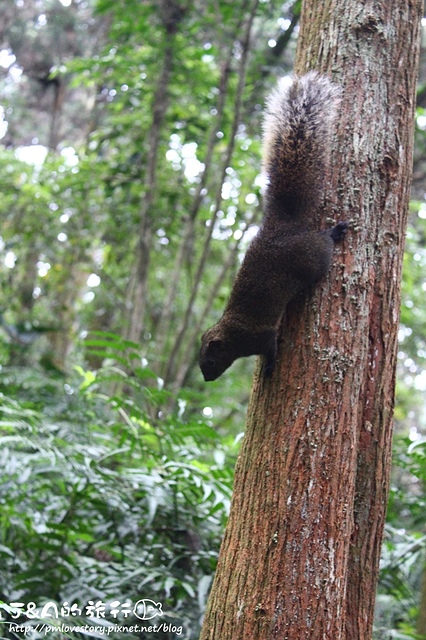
left=1, top=1, right=426, bottom=639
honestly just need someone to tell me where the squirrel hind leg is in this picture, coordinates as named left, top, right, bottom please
left=330, top=221, right=348, bottom=243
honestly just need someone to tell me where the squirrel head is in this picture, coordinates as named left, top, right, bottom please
left=199, top=326, right=236, bottom=381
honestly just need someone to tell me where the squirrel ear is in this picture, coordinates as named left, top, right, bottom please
left=208, top=338, right=223, bottom=353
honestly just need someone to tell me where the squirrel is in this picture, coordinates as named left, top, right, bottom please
left=199, top=72, right=347, bottom=382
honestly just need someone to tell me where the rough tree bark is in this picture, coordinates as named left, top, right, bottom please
left=200, top=1, right=423, bottom=639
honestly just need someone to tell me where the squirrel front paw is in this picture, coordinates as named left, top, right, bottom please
left=330, top=221, right=348, bottom=242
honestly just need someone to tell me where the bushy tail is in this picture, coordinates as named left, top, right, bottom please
left=262, top=71, right=341, bottom=219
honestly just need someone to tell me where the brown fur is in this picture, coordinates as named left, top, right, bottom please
left=199, top=73, right=347, bottom=381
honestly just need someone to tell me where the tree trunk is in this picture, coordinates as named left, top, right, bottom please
left=200, top=1, right=423, bottom=639
left=123, top=23, right=176, bottom=344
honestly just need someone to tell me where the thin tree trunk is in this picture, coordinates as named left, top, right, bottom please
left=200, top=1, right=423, bottom=639
left=48, top=262, right=87, bottom=372
left=154, top=57, right=233, bottom=363
left=123, top=30, right=175, bottom=344
left=48, top=78, right=65, bottom=150
left=124, top=0, right=187, bottom=344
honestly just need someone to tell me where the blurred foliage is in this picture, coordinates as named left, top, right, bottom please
left=0, top=335, right=236, bottom=639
